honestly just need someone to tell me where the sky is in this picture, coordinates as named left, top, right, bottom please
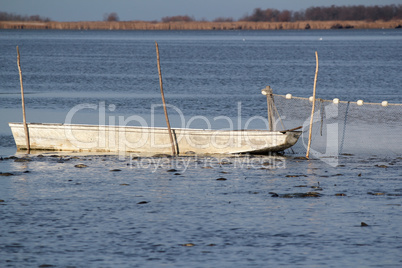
left=1, top=0, right=402, bottom=21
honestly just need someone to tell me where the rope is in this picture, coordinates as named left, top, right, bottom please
left=273, top=94, right=402, bottom=106
left=273, top=103, right=286, bottom=130
left=271, top=96, right=294, bottom=153
left=319, top=99, right=324, bottom=136
left=339, top=101, right=350, bottom=155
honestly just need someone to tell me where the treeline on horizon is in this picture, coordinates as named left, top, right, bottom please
left=0, top=11, right=50, bottom=22
left=1, top=5, right=402, bottom=23
left=238, top=4, right=402, bottom=22
left=172, top=5, right=402, bottom=23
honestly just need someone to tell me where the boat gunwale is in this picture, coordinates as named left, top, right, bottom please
left=9, top=122, right=302, bottom=136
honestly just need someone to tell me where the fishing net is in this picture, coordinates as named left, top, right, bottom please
left=270, top=93, right=402, bottom=158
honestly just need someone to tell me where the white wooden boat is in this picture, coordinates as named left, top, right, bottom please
left=9, top=122, right=301, bottom=155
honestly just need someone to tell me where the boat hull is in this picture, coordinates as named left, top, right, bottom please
left=9, top=123, right=301, bottom=155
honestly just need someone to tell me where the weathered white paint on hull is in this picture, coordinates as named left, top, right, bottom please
left=9, top=123, right=301, bottom=154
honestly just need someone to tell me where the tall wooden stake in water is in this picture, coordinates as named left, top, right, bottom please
left=155, top=42, right=176, bottom=155
left=16, top=46, right=30, bottom=153
left=306, top=51, right=319, bottom=159
left=266, top=86, right=275, bottom=131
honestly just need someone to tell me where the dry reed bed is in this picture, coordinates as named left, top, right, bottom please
left=1, top=20, right=402, bottom=30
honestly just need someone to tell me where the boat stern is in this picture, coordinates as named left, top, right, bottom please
left=284, top=131, right=302, bottom=146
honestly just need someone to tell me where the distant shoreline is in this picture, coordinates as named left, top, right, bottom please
left=1, top=20, right=402, bottom=30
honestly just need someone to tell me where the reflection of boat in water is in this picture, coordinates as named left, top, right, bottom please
left=9, top=123, right=301, bottom=155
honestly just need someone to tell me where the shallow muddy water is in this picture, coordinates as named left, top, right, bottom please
left=0, top=152, right=401, bottom=267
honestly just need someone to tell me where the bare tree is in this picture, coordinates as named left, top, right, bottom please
left=278, top=10, right=292, bottom=22
left=103, top=12, right=119, bottom=22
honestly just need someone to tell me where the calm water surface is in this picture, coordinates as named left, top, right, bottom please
left=0, top=29, right=401, bottom=267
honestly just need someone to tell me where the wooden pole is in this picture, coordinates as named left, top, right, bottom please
left=306, top=51, right=319, bottom=159
left=266, top=87, right=274, bottom=131
left=16, top=46, right=30, bottom=153
left=155, top=42, right=176, bottom=155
